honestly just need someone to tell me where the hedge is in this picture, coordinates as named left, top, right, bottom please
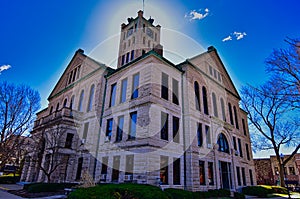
left=24, top=183, right=77, bottom=193
left=68, top=183, right=170, bottom=199
left=0, top=175, right=20, bottom=184
left=164, top=188, right=193, bottom=199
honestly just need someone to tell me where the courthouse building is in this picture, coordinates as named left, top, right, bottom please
left=21, top=10, right=256, bottom=191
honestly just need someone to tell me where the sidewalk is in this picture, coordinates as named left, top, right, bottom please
left=0, top=184, right=66, bottom=199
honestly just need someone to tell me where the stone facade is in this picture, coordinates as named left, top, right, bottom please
left=21, top=10, right=256, bottom=191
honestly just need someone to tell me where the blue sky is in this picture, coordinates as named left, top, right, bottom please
left=1, top=0, right=299, bottom=157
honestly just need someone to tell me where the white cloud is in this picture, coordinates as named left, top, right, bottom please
left=222, top=31, right=247, bottom=42
left=222, top=35, right=232, bottom=42
left=233, top=31, right=247, bottom=40
left=186, top=8, right=209, bottom=21
left=0, top=65, right=11, bottom=74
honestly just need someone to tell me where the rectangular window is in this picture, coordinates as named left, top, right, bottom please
left=242, top=167, right=246, bottom=186
left=197, top=123, right=203, bottom=147
left=249, top=169, right=254, bottom=185
left=131, top=50, right=134, bottom=61
left=126, top=52, right=130, bottom=63
left=173, top=116, right=180, bottom=143
left=236, top=166, right=241, bottom=186
left=112, top=156, right=120, bottom=182
left=128, top=112, right=137, bottom=140
left=116, top=116, right=124, bottom=142
left=131, top=73, right=139, bottom=99
left=209, top=65, right=213, bottom=76
left=245, top=143, right=250, bottom=160
left=199, top=161, right=205, bottom=185
left=120, top=78, right=127, bottom=103
left=160, top=156, right=168, bottom=184
left=238, top=138, right=243, bottom=157
left=65, top=133, right=73, bottom=149
left=242, top=119, right=247, bottom=136
left=208, top=162, right=214, bottom=185
left=161, top=73, right=169, bottom=100
left=109, top=83, right=117, bottom=107
left=205, top=125, right=211, bottom=148
left=106, top=119, right=113, bottom=141
left=82, top=122, right=89, bottom=140
left=121, top=55, right=125, bottom=66
left=172, top=79, right=179, bottom=105
left=101, top=157, right=108, bottom=174
left=233, top=136, right=237, bottom=151
left=289, top=167, right=295, bottom=175
left=161, top=112, right=169, bottom=141
left=173, top=158, right=180, bottom=185
left=125, top=155, right=134, bottom=175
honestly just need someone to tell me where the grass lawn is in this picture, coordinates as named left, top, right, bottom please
left=271, top=192, right=300, bottom=198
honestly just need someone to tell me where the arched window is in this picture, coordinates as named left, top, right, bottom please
left=233, top=106, right=239, bottom=129
left=194, top=82, right=200, bottom=111
left=212, top=92, right=218, bottom=117
left=87, top=85, right=95, bottom=112
left=217, top=133, right=229, bottom=153
left=56, top=103, right=60, bottom=112
left=202, top=86, right=209, bottom=115
left=78, top=90, right=84, bottom=111
left=70, top=95, right=75, bottom=110
left=63, top=98, right=68, bottom=107
left=228, top=103, right=234, bottom=125
left=220, top=98, right=226, bottom=121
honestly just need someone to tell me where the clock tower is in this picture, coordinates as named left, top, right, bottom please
left=117, top=10, right=162, bottom=68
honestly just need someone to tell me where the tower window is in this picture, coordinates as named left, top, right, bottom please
left=220, top=98, right=226, bottom=121
left=126, top=52, right=130, bottom=63
left=172, top=78, right=179, bottom=105
left=161, top=73, right=169, bottom=100
left=228, top=103, right=234, bottom=125
left=78, top=90, right=84, bottom=112
left=120, top=78, right=127, bottom=103
left=65, top=133, right=74, bottom=149
left=87, top=84, right=95, bottom=112
left=121, top=55, right=125, bottom=66
left=161, top=112, right=169, bottom=141
left=173, top=116, right=180, bottom=143
left=131, top=73, right=139, bottom=99
left=130, top=50, right=134, bottom=61
left=109, top=83, right=117, bottom=107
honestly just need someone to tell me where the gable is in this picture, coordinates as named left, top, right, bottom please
left=187, top=47, right=240, bottom=99
left=48, top=50, right=105, bottom=100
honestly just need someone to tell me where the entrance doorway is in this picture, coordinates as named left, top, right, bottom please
left=219, top=161, right=232, bottom=189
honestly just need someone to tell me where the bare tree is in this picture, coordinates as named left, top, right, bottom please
left=0, top=82, right=40, bottom=168
left=241, top=83, right=300, bottom=187
left=265, top=38, right=300, bottom=108
left=33, top=125, right=71, bottom=183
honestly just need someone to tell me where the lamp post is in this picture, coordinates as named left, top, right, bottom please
left=280, top=153, right=291, bottom=199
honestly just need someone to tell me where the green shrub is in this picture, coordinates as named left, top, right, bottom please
left=68, top=183, right=170, bottom=199
left=0, top=175, right=20, bottom=184
left=26, top=183, right=77, bottom=193
left=242, top=186, right=272, bottom=198
left=192, top=191, right=210, bottom=198
left=164, top=188, right=193, bottom=199
left=207, top=189, right=230, bottom=198
left=234, top=192, right=245, bottom=199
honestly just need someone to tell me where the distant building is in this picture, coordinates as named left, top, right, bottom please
left=21, top=10, right=256, bottom=191
left=254, top=154, right=300, bottom=186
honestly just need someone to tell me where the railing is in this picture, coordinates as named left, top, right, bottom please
left=34, top=107, right=82, bottom=128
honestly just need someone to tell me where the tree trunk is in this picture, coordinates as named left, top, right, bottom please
left=279, top=162, right=285, bottom=187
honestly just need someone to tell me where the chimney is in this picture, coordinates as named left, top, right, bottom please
left=153, top=44, right=163, bottom=56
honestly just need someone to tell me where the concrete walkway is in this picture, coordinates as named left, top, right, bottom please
left=0, top=184, right=66, bottom=199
